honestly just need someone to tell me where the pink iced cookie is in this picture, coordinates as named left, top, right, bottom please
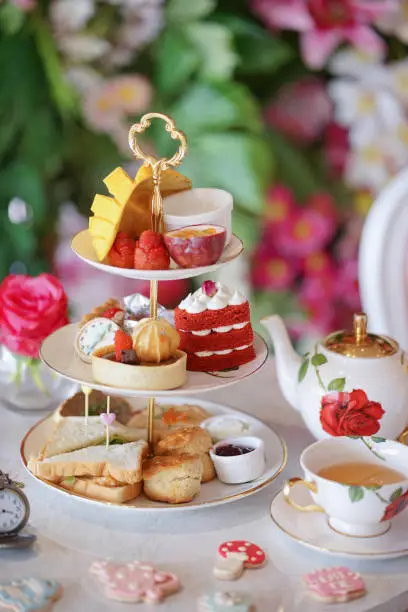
left=303, top=567, right=366, bottom=603
left=90, top=560, right=180, bottom=604
left=218, top=542, right=266, bottom=568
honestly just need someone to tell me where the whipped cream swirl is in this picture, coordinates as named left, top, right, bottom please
left=178, top=282, right=246, bottom=314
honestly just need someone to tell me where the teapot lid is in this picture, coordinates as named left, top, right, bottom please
left=323, top=313, right=398, bottom=358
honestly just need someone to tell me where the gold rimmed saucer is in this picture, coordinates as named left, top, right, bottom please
left=270, top=488, right=408, bottom=560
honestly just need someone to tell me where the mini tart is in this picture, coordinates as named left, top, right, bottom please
left=92, top=350, right=187, bottom=391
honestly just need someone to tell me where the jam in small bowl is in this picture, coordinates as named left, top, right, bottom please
left=209, top=436, right=265, bottom=484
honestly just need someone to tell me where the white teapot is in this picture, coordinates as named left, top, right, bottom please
left=261, top=313, right=408, bottom=441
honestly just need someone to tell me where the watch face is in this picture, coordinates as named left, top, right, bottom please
left=0, top=488, right=28, bottom=534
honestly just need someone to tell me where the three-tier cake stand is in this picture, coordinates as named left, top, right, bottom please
left=23, top=113, right=287, bottom=510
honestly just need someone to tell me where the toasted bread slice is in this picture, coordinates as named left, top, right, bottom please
left=60, top=475, right=142, bottom=504
left=39, top=417, right=146, bottom=459
left=28, top=440, right=148, bottom=484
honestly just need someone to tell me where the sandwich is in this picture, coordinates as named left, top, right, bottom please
left=39, top=417, right=146, bottom=459
left=55, top=391, right=133, bottom=425
left=28, top=440, right=148, bottom=504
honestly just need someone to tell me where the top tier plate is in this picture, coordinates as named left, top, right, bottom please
left=71, top=230, right=243, bottom=281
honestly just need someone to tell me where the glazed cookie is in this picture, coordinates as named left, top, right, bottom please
left=303, top=567, right=366, bottom=603
left=213, top=557, right=244, bottom=581
left=0, top=578, right=62, bottom=612
left=90, top=560, right=180, bottom=604
left=198, top=592, right=254, bottom=612
left=218, top=541, right=266, bottom=568
left=75, top=317, right=120, bottom=363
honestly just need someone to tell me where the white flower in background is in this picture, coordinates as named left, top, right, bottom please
left=82, top=74, right=152, bottom=152
left=65, top=66, right=102, bottom=94
left=345, top=138, right=391, bottom=193
left=383, top=121, right=408, bottom=168
left=50, top=0, right=94, bottom=33
left=58, top=34, right=111, bottom=62
left=329, top=48, right=386, bottom=79
left=376, top=0, right=408, bottom=44
left=118, top=7, right=164, bottom=50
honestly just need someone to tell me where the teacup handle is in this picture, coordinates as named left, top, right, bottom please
left=398, top=428, right=408, bottom=445
left=283, top=477, right=324, bottom=513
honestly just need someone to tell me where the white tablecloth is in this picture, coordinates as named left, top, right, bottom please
left=2, top=359, right=408, bottom=611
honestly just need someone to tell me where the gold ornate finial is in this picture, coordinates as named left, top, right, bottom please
left=354, top=313, right=367, bottom=345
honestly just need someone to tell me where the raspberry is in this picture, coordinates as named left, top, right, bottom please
left=101, top=308, right=122, bottom=319
left=138, top=230, right=163, bottom=250
left=114, top=330, right=133, bottom=362
left=108, top=233, right=135, bottom=268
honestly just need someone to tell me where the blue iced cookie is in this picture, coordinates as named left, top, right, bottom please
left=0, top=577, right=62, bottom=612
left=198, top=591, right=254, bottom=612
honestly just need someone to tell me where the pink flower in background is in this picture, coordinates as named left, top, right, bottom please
left=302, top=251, right=335, bottom=277
left=274, top=206, right=336, bottom=258
left=323, top=122, right=350, bottom=176
left=251, top=0, right=392, bottom=68
left=333, top=259, right=361, bottom=309
left=307, top=192, right=338, bottom=224
left=264, top=185, right=295, bottom=226
left=252, top=248, right=298, bottom=291
left=265, top=77, right=332, bottom=144
left=10, top=0, right=36, bottom=10
left=376, top=0, right=408, bottom=44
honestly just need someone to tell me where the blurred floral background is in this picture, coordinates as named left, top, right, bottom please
left=1, top=0, right=407, bottom=343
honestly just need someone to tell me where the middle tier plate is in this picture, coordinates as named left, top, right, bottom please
left=40, top=324, right=268, bottom=397
left=71, top=229, right=244, bottom=280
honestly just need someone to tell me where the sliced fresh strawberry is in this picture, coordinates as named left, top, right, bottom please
left=138, top=230, right=164, bottom=250
left=114, top=330, right=133, bottom=362
left=101, top=308, right=123, bottom=319
left=134, top=245, right=170, bottom=270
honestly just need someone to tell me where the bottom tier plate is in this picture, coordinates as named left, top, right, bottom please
left=21, top=397, right=286, bottom=512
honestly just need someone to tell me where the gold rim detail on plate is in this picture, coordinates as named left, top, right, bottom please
left=21, top=407, right=287, bottom=510
left=269, top=490, right=408, bottom=558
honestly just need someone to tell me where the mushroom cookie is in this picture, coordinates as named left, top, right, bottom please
left=213, top=556, right=244, bottom=581
left=303, top=567, right=366, bottom=603
left=198, top=591, right=255, bottom=612
left=0, top=578, right=62, bottom=612
left=90, top=560, right=180, bottom=604
left=218, top=541, right=266, bottom=569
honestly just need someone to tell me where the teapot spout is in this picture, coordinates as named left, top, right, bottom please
left=261, top=315, right=301, bottom=411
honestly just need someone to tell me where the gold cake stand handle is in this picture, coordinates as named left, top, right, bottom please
left=128, top=113, right=188, bottom=452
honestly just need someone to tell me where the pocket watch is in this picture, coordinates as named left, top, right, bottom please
left=0, top=471, right=36, bottom=549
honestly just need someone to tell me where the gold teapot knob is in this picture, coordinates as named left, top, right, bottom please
left=353, top=313, right=368, bottom=345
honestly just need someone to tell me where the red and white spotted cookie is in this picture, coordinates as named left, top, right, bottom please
left=303, top=567, right=366, bottom=603
left=218, top=541, right=266, bottom=568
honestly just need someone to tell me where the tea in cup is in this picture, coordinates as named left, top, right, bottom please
left=284, top=437, right=408, bottom=537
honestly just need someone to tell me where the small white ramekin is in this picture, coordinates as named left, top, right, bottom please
left=209, top=436, right=265, bottom=484
left=163, top=188, right=233, bottom=244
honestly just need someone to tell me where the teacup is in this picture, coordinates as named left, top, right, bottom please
left=283, top=437, right=408, bottom=537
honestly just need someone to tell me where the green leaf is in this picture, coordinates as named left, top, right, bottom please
left=64, top=476, right=76, bottom=485
left=186, top=22, right=238, bottom=81
left=370, top=436, right=386, bottom=443
left=0, top=3, right=25, bottom=35
left=391, top=487, right=403, bottom=502
left=311, top=353, right=328, bottom=367
left=170, top=81, right=262, bottom=135
left=298, top=359, right=309, bottom=383
left=156, top=28, right=200, bottom=95
left=218, top=17, right=294, bottom=74
left=166, top=0, right=216, bottom=22
left=349, top=486, right=364, bottom=502
left=365, top=484, right=382, bottom=491
left=328, top=378, right=346, bottom=392
left=232, top=208, right=259, bottom=250
left=179, top=132, right=272, bottom=214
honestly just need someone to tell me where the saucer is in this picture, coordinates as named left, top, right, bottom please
left=270, top=488, right=408, bottom=560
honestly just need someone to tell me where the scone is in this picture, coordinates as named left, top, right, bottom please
left=155, top=426, right=216, bottom=483
left=142, top=455, right=202, bottom=504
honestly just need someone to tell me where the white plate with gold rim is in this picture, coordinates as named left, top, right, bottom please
left=21, top=397, right=287, bottom=511
left=270, top=488, right=408, bottom=560
left=40, top=324, right=268, bottom=398
left=71, top=230, right=243, bottom=281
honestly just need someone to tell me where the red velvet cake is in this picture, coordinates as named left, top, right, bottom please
left=174, top=280, right=256, bottom=371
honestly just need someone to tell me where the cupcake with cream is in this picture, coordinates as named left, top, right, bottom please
left=174, top=281, right=255, bottom=371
